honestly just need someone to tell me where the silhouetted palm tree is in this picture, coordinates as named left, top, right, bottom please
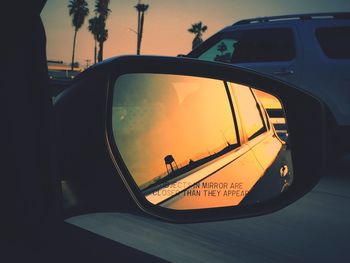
left=188, top=21, right=208, bottom=50
left=134, top=1, right=149, bottom=55
left=96, top=23, right=108, bottom=62
left=88, top=17, right=99, bottom=64
left=68, top=0, right=89, bottom=70
left=95, top=0, right=111, bottom=19
left=217, top=42, right=227, bottom=55
left=215, top=42, right=231, bottom=63
left=94, top=0, right=111, bottom=62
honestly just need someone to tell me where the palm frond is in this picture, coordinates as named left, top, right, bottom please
left=68, top=0, right=89, bottom=29
left=135, top=3, right=149, bottom=12
left=95, top=0, right=111, bottom=19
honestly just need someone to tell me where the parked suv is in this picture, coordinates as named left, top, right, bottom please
left=187, top=12, right=350, bottom=156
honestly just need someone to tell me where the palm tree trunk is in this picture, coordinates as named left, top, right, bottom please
left=71, top=29, right=78, bottom=71
left=136, top=10, right=141, bottom=55
left=192, top=35, right=202, bottom=50
left=98, top=41, right=103, bottom=62
left=138, top=11, right=145, bottom=55
left=101, top=42, right=104, bottom=62
left=94, top=38, right=97, bottom=64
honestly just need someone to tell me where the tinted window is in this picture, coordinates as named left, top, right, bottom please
left=316, top=27, right=350, bottom=59
left=231, top=83, right=266, bottom=140
left=198, top=28, right=295, bottom=63
left=199, top=39, right=237, bottom=63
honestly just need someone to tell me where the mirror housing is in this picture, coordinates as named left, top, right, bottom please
left=56, top=56, right=326, bottom=222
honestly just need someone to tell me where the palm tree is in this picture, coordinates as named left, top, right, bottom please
left=68, top=0, right=89, bottom=70
left=95, top=0, right=111, bottom=19
left=96, top=23, right=108, bottom=62
left=134, top=1, right=149, bottom=55
left=94, top=0, right=111, bottom=62
left=188, top=21, right=208, bottom=50
left=88, top=17, right=99, bottom=64
left=217, top=42, right=227, bottom=56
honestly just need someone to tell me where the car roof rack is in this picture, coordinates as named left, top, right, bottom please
left=233, top=12, right=350, bottom=26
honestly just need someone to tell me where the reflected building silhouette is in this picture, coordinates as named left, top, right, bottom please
left=164, top=155, right=178, bottom=175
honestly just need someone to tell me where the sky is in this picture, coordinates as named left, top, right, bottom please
left=42, top=0, right=350, bottom=67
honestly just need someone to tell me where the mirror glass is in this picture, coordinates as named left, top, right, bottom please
left=112, top=73, right=293, bottom=210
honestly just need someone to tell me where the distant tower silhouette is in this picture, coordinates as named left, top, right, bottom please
left=164, top=155, right=178, bottom=175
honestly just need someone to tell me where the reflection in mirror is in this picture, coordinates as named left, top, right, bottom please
left=112, top=74, right=293, bottom=210
left=253, top=89, right=289, bottom=143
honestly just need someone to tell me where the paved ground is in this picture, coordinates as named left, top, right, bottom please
left=66, top=157, right=350, bottom=263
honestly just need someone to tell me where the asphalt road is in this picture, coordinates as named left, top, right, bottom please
left=66, top=157, right=350, bottom=263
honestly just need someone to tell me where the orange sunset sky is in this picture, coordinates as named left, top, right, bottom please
left=42, top=0, right=349, bottom=66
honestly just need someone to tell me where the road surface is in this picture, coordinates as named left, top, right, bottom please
left=66, top=157, right=350, bottom=263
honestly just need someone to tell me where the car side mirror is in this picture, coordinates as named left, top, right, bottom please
left=105, top=56, right=326, bottom=222
left=111, top=73, right=292, bottom=210
left=56, top=56, right=326, bottom=222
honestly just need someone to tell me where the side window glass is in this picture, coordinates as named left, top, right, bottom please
left=252, top=89, right=284, bottom=130
left=315, top=27, right=350, bottom=59
left=198, top=28, right=295, bottom=63
left=199, top=39, right=237, bottom=63
left=231, top=83, right=266, bottom=140
left=231, top=28, right=295, bottom=62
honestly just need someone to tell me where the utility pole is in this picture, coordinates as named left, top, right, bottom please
left=136, top=0, right=141, bottom=55
left=134, top=0, right=149, bottom=55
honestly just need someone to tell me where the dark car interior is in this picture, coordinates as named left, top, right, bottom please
left=2, top=1, right=168, bottom=261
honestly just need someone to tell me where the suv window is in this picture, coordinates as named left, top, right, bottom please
left=231, top=83, right=266, bottom=140
left=199, top=39, right=237, bottom=63
left=315, top=26, right=350, bottom=59
left=198, top=28, right=295, bottom=63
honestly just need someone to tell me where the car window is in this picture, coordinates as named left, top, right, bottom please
left=198, top=39, right=237, bottom=63
left=198, top=28, right=295, bottom=63
left=315, top=26, right=350, bottom=59
left=230, top=83, right=266, bottom=140
left=258, top=100, right=270, bottom=131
